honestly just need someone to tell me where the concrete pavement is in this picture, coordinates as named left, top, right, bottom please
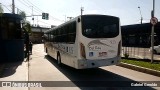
left=0, top=60, right=28, bottom=90
left=0, top=44, right=160, bottom=90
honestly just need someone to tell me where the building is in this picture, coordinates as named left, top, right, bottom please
left=30, top=26, right=51, bottom=44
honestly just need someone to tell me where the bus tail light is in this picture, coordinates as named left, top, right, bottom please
left=80, top=43, right=86, bottom=59
left=117, top=40, right=122, bottom=56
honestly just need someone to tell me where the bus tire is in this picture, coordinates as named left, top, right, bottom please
left=57, top=52, right=62, bottom=66
left=46, top=48, right=49, bottom=55
left=153, top=50, right=157, bottom=54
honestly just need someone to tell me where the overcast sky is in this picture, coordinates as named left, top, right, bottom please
left=1, top=0, right=160, bottom=27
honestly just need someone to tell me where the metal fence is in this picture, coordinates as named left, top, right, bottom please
left=122, top=47, right=160, bottom=61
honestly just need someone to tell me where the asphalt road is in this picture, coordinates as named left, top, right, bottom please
left=28, top=44, right=160, bottom=90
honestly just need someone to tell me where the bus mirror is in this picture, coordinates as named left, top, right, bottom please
left=78, top=18, right=81, bottom=23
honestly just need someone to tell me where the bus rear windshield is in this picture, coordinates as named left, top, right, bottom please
left=82, top=15, right=119, bottom=38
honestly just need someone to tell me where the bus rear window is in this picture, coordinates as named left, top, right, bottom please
left=82, top=15, right=119, bottom=38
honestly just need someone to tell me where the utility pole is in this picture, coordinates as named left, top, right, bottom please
left=12, top=0, right=15, bottom=14
left=31, top=6, right=34, bottom=25
left=138, top=6, right=143, bottom=24
left=151, top=0, right=155, bottom=63
left=81, top=7, right=84, bottom=16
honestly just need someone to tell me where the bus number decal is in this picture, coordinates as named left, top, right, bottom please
left=68, top=47, right=73, bottom=54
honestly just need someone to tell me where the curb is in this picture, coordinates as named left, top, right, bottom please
left=117, top=62, right=160, bottom=77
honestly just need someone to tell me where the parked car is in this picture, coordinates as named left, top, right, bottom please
left=149, top=45, right=160, bottom=54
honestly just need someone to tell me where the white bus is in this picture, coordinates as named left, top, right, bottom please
left=44, top=15, right=121, bottom=69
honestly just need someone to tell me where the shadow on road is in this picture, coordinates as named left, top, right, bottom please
left=0, top=61, right=23, bottom=78
left=45, top=55, right=156, bottom=90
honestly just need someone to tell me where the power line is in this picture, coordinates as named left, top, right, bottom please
left=24, top=0, right=64, bottom=22
left=15, top=6, right=32, bottom=15
left=21, top=0, right=42, bottom=14
left=17, top=0, right=30, bottom=9
left=1, top=4, right=12, bottom=13
left=17, top=0, right=40, bottom=14
left=25, top=0, right=43, bottom=12
left=21, top=0, right=32, bottom=7
left=16, top=0, right=64, bottom=23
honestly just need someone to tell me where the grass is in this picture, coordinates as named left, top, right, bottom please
left=121, top=59, right=160, bottom=71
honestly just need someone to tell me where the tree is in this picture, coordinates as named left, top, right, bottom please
left=19, top=11, right=26, bottom=21
left=0, top=4, right=3, bottom=13
left=19, top=11, right=31, bottom=33
left=19, top=11, right=32, bottom=60
left=23, top=22, right=30, bottom=61
left=23, top=21, right=31, bottom=33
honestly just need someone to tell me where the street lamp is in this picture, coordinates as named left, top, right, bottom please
left=30, top=6, right=34, bottom=25
left=138, top=6, right=143, bottom=24
left=151, top=0, right=155, bottom=63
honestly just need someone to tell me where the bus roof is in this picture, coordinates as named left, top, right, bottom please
left=0, top=13, right=22, bottom=19
left=44, top=14, right=119, bottom=33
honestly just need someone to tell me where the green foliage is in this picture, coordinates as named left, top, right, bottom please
left=124, top=52, right=129, bottom=58
left=23, top=21, right=32, bottom=33
left=19, top=11, right=26, bottom=21
left=121, top=59, right=160, bottom=71
left=18, top=11, right=32, bottom=34
left=0, top=4, right=3, bottom=13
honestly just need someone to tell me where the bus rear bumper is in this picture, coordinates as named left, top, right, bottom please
left=76, top=56, right=121, bottom=69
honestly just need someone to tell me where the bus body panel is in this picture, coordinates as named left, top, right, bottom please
left=75, top=16, right=121, bottom=69
left=0, top=13, right=24, bottom=62
left=0, top=39, right=24, bottom=62
left=79, top=35, right=121, bottom=60
left=44, top=15, right=121, bottom=69
left=44, top=42, right=78, bottom=68
left=76, top=56, right=121, bottom=69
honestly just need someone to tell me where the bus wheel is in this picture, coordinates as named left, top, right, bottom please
left=153, top=50, right=157, bottom=54
left=46, top=48, right=48, bottom=55
left=57, top=53, right=61, bottom=66
left=46, top=48, right=48, bottom=53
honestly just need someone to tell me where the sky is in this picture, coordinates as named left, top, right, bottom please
left=1, top=0, right=160, bottom=27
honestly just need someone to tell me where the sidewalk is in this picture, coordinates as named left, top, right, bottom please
left=0, top=60, right=28, bottom=90
left=117, top=62, right=160, bottom=77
